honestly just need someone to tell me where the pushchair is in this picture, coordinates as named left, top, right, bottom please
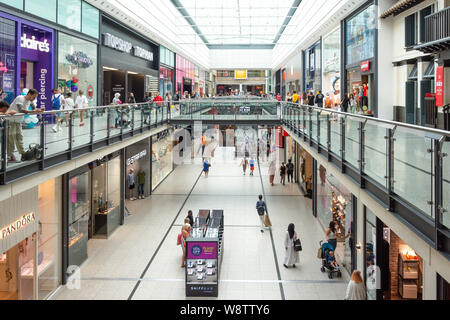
left=319, top=240, right=342, bottom=279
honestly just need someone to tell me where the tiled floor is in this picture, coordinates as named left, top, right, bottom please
left=52, top=147, right=349, bottom=300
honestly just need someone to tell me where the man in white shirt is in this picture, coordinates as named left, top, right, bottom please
left=6, top=89, right=43, bottom=162
left=51, top=87, right=65, bottom=132
left=75, top=90, right=88, bottom=126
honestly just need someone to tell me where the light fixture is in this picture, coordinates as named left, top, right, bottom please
left=127, top=71, right=139, bottom=75
left=103, top=67, right=119, bottom=71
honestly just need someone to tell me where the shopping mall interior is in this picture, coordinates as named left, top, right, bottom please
left=0, top=0, right=449, bottom=304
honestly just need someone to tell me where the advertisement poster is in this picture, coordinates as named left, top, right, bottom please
left=187, top=242, right=217, bottom=260
left=436, top=66, right=444, bottom=107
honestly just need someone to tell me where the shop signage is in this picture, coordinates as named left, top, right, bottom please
left=65, top=51, right=94, bottom=68
left=361, top=60, right=370, bottom=72
left=157, top=129, right=171, bottom=140
left=0, top=212, right=35, bottom=240
left=103, top=33, right=153, bottom=62
left=126, top=149, right=147, bottom=166
left=234, top=70, right=247, bottom=79
left=20, top=33, right=50, bottom=53
left=435, top=66, right=444, bottom=107
left=383, top=227, right=390, bottom=244
left=187, top=242, right=217, bottom=259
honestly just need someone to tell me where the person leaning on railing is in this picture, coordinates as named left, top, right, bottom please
left=5, top=89, right=43, bottom=162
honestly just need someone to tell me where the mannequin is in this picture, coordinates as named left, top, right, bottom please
left=137, top=169, right=146, bottom=199
left=362, top=83, right=369, bottom=110
left=128, top=168, right=136, bottom=200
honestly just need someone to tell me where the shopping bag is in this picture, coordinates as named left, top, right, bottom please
left=264, top=214, right=272, bottom=227
left=293, top=239, right=302, bottom=252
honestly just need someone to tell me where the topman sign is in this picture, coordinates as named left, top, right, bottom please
left=103, top=33, right=154, bottom=62
left=0, top=212, right=36, bottom=240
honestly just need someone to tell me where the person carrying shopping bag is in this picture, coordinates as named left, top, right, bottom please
left=283, top=223, right=300, bottom=268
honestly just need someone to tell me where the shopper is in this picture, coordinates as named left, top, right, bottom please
left=128, top=168, right=136, bottom=200
left=307, top=91, right=315, bottom=106
left=180, top=223, right=191, bottom=268
left=186, top=210, right=194, bottom=227
left=111, top=93, right=122, bottom=128
left=301, top=92, right=307, bottom=104
left=292, top=91, right=299, bottom=103
left=280, top=162, right=286, bottom=186
left=315, top=90, right=324, bottom=108
left=0, top=100, right=12, bottom=114
left=276, top=93, right=281, bottom=102
left=51, top=88, right=65, bottom=132
left=249, top=157, right=255, bottom=176
left=350, top=93, right=356, bottom=113
left=269, top=160, right=276, bottom=186
left=345, top=270, right=367, bottom=300
left=256, top=195, right=268, bottom=233
left=63, top=92, right=75, bottom=127
left=74, top=90, right=88, bottom=126
left=137, top=169, right=146, bottom=199
left=143, top=92, right=152, bottom=124
left=203, top=158, right=210, bottom=177
left=325, top=220, right=338, bottom=250
left=240, top=157, right=248, bottom=175
left=283, top=223, right=300, bottom=268
left=266, top=141, right=270, bottom=160
left=7, top=89, right=42, bottom=162
left=286, top=159, right=294, bottom=183
left=153, top=92, right=163, bottom=109
left=341, top=93, right=350, bottom=113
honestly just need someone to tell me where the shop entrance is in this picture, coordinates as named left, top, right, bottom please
left=0, top=235, right=36, bottom=300
left=346, top=67, right=374, bottom=114
left=103, top=68, right=126, bottom=105
left=20, top=60, right=34, bottom=91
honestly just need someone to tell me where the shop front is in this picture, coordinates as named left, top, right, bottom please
left=344, top=2, right=377, bottom=115
left=322, top=27, right=341, bottom=107
left=315, top=165, right=355, bottom=275
left=159, top=46, right=174, bottom=97
left=296, top=143, right=313, bottom=198
left=175, top=54, right=195, bottom=95
left=152, top=129, right=175, bottom=191
left=64, top=151, right=123, bottom=272
left=58, top=32, right=98, bottom=106
left=125, top=139, right=150, bottom=199
left=365, top=207, right=424, bottom=300
left=0, top=178, right=62, bottom=300
left=0, top=12, right=54, bottom=109
left=101, top=15, right=159, bottom=105
left=304, top=40, right=321, bottom=93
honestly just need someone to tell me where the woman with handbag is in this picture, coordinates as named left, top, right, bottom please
left=283, top=223, right=300, bottom=268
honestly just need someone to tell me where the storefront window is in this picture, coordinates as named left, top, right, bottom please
left=365, top=208, right=377, bottom=300
left=82, top=1, right=99, bottom=39
left=126, top=139, right=150, bottom=199
left=316, top=165, right=353, bottom=273
left=58, top=33, right=97, bottom=106
left=0, top=0, right=23, bottom=9
left=25, top=0, right=57, bottom=23
left=58, top=0, right=81, bottom=32
left=68, top=172, right=89, bottom=268
left=322, top=27, right=341, bottom=106
left=160, top=66, right=174, bottom=97
left=37, top=178, right=61, bottom=300
left=0, top=16, right=17, bottom=104
left=304, top=41, right=321, bottom=92
left=152, top=130, right=174, bottom=190
left=346, top=4, right=376, bottom=65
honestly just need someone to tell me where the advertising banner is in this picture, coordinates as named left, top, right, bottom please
left=187, top=241, right=217, bottom=259
left=436, top=66, right=444, bottom=107
left=234, top=70, right=247, bottom=79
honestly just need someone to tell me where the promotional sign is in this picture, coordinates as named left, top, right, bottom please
left=187, top=241, right=217, bottom=259
left=361, top=60, right=370, bottom=72
left=436, top=66, right=444, bottom=107
left=234, top=70, right=247, bottom=79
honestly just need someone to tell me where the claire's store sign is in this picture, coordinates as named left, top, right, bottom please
left=20, top=33, right=50, bottom=52
left=0, top=212, right=36, bottom=240
left=102, top=33, right=154, bottom=62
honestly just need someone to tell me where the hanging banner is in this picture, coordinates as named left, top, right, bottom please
left=435, top=66, right=444, bottom=107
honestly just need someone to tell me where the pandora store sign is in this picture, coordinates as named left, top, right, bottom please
left=103, top=33, right=154, bottom=62
left=0, top=212, right=36, bottom=240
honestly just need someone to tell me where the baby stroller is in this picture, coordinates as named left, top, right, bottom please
left=319, top=240, right=342, bottom=279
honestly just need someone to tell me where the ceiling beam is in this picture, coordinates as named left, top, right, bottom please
left=273, top=0, right=302, bottom=44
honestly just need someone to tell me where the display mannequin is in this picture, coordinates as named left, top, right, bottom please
left=362, top=83, right=369, bottom=110
left=128, top=168, right=136, bottom=200
left=137, top=169, right=146, bottom=199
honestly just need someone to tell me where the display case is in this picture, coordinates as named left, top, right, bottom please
left=94, top=205, right=120, bottom=237
left=186, top=210, right=223, bottom=297
left=398, top=251, right=419, bottom=299
left=68, top=212, right=88, bottom=267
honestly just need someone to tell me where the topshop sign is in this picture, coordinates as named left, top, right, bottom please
left=103, top=33, right=153, bottom=62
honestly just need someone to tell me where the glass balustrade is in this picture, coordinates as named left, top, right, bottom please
left=344, top=116, right=361, bottom=169
left=363, top=121, right=388, bottom=188
left=443, top=141, right=450, bottom=229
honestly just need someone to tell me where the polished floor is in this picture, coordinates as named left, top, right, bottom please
left=52, top=147, right=349, bottom=300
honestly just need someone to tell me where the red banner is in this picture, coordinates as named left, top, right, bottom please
left=436, top=66, right=444, bottom=107
left=361, top=60, right=370, bottom=72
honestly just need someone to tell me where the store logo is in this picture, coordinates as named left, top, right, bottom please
left=191, top=245, right=202, bottom=256
left=66, top=51, right=94, bottom=68
left=0, top=212, right=35, bottom=240
left=126, top=150, right=147, bottom=166
left=20, top=33, right=50, bottom=53
left=103, top=33, right=132, bottom=53
left=133, top=46, right=153, bottom=62
left=361, top=60, right=370, bottom=72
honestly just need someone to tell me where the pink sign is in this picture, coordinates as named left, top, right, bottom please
left=187, top=241, right=217, bottom=260
left=436, top=66, right=444, bottom=107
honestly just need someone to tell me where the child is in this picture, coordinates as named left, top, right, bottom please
left=327, top=250, right=339, bottom=270
left=249, top=157, right=255, bottom=176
